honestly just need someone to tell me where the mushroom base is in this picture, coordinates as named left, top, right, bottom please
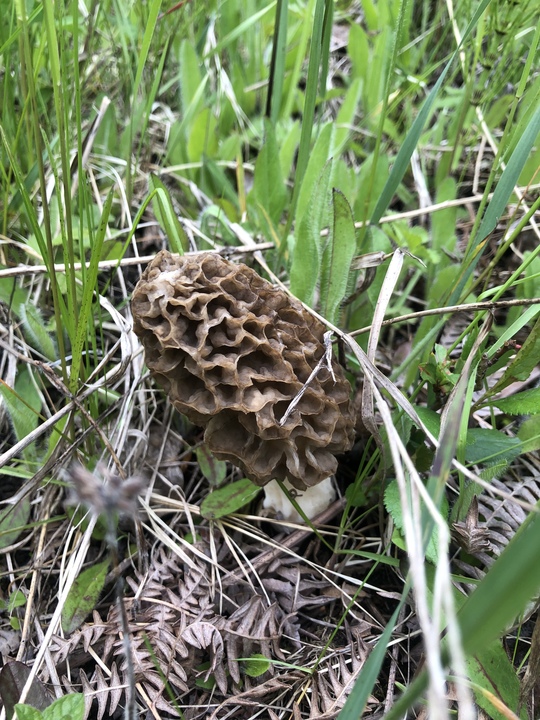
left=262, top=477, right=336, bottom=523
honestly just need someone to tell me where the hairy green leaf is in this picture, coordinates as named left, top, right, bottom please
left=484, top=388, right=540, bottom=416
left=290, top=160, right=332, bottom=305
left=42, top=693, right=85, bottom=720
left=251, top=120, right=287, bottom=225
left=320, top=189, right=357, bottom=324
left=14, top=704, right=42, bottom=720
left=61, top=560, right=109, bottom=635
left=196, top=445, right=227, bottom=487
left=0, top=498, right=31, bottom=551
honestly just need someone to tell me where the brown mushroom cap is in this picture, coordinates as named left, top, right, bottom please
left=131, top=250, right=356, bottom=490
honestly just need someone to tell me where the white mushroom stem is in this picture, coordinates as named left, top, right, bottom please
left=262, top=477, right=336, bottom=523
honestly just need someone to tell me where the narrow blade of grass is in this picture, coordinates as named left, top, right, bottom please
left=370, top=0, right=492, bottom=226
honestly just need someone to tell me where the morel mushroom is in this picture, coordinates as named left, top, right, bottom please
left=131, top=251, right=355, bottom=520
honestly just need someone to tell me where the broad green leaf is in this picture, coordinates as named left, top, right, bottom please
left=187, top=108, right=218, bottom=162
left=196, top=445, right=227, bottom=487
left=178, top=39, right=203, bottom=119
left=0, top=590, right=26, bottom=612
left=466, top=642, right=523, bottom=720
left=518, top=415, right=540, bottom=453
left=203, top=157, right=240, bottom=210
left=251, top=120, right=287, bottom=225
left=353, top=152, right=389, bottom=222
left=200, top=478, right=261, bottom=520
left=320, top=189, right=357, bottom=324
left=0, top=497, right=31, bottom=550
left=278, top=120, right=301, bottom=180
left=348, top=23, right=369, bottom=83
left=334, top=78, right=362, bottom=154
left=14, top=705, right=42, bottom=720
left=365, top=26, right=391, bottom=118
left=194, top=662, right=216, bottom=689
left=384, top=480, right=447, bottom=564
left=484, top=388, right=540, bottom=416
left=242, top=653, right=271, bottom=678
left=431, top=177, right=457, bottom=256
left=0, top=367, right=41, bottom=448
left=464, top=429, right=522, bottom=466
left=17, top=303, right=56, bottom=361
left=290, top=161, right=332, bottom=306
left=149, top=175, right=189, bottom=255
left=42, top=693, right=85, bottom=720
left=0, top=279, right=56, bottom=361
left=295, top=123, right=335, bottom=224
left=61, top=560, right=109, bottom=634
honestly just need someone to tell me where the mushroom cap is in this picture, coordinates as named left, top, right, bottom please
left=131, top=250, right=356, bottom=490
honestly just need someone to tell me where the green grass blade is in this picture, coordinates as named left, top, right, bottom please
left=446, top=102, right=540, bottom=303
left=370, top=0, right=492, bottom=226
left=204, top=2, right=277, bottom=59
left=149, top=175, right=189, bottom=255
left=287, top=0, right=328, bottom=229
left=126, top=0, right=163, bottom=201
left=69, top=188, right=114, bottom=393
left=384, top=500, right=540, bottom=719
left=338, top=594, right=408, bottom=719
left=470, top=100, right=540, bottom=248
left=319, top=0, right=333, bottom=96
left=266, top=0, right=288, bottom=123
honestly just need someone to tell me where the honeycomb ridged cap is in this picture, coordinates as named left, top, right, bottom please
left=131, top=250, right=356, bottom=490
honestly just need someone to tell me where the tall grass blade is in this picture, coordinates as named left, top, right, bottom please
left=383, top=501, right=540, bottom=719
left=370, top=0, right=491, bottom=226
left=149, top=175, right=189, bottom=255
left=447, top=103, right=540, bottom=302
left=266, top=0, right=288, bottom=122
left=338, top=595, right=408, bottom=719
left=287, top=0, right=328, bottom=229
left=69, top=188, right=114, bottom=393
left=126, top=0, right=163, bottom=201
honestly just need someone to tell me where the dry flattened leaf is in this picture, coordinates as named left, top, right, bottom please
left=182, top=622, right=227, bottom=693
left=452, top=496, right=492, bottom=554
left=77, top=670, right=97, bottom=720
left=49, top=610, right=108, bottom=666
left=0, top=661, right=52, bottom=718
left=210, top=675, right=297, bottom=720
